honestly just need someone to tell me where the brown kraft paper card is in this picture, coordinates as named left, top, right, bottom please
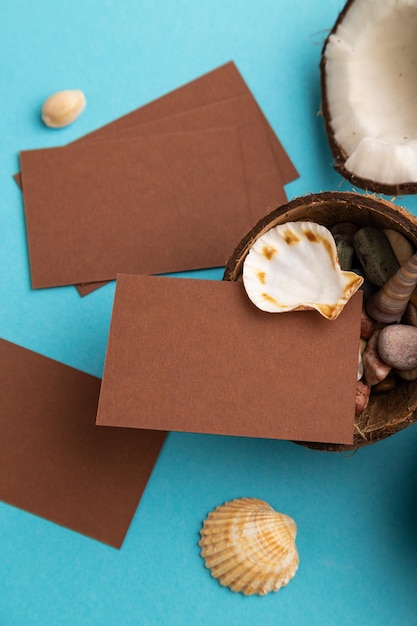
left=0, top=338, right=166, bottom=548
left=82, top=94, right=287, bottom=226
left=96, top=275, right=362, bottom=445
left=20, top=127, right=252, bottom=289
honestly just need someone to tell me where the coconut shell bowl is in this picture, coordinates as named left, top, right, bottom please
left=223, top=191, right=417, bottom=452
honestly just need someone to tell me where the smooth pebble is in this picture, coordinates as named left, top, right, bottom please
left=362, top=329, right=392, bottom=386
left=336, top=240, right=354, bottom=270
left=355, top=380, right=371, bottom=415
left=330, top=222, right=358, bottom=245
left=360, top=308, right=374, bottom=339
left=372, top=374, right=397, bottom=392
left=378, top=324, right=417, bottom=370
left=402, top=303, right=417, bottom=327
left=383, top=229, right=414, bottom=265
left=353, top=227, right=399, bottom=287
left=396, top=367, right=417, bottom=382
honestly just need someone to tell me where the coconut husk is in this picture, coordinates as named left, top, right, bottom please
left=223, top=191, right=417, bottom=451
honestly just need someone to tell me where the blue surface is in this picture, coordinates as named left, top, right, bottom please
left=1, top=1, right=417, bottom=624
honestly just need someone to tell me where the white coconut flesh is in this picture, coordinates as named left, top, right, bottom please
left=324, top=0, right=417, bottom=185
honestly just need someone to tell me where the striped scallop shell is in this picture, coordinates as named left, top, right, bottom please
left=242, top=221, right=363, bottom=320
left=199, top=497, right=299, bottom=596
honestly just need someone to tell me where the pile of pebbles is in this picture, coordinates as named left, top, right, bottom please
left=331, top=223, right=417, bottom=415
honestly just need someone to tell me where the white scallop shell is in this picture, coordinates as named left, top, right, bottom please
left=199, top=497, right=299, bottom=596
left=242, top=221, right=363, bottom=320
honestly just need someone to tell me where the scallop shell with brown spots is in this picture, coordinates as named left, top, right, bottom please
left=242, top=221, right=363, bottom=320
left=199, top=497, right=299, bottom=596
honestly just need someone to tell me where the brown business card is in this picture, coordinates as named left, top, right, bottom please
left=0, top=338, right=166, bottom=548
left=96, top=275, right=362, bottom=445
left=20, top=127, right=251, bottom=288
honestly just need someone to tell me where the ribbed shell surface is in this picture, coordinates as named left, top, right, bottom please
left=199, top=498, right=299, bottom=595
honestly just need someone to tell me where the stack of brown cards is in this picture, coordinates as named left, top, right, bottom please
left=17, top=62, right=298, bottom=295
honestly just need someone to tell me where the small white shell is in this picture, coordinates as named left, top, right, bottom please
left=199, top=497, right=299, bottom=596
left=41, top=90, right=86, bottom=128
left=242, top=221, right=363, bottom=320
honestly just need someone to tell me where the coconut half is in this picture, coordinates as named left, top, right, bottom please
left=321, top=0, right=417, bottom=194
left=223, top=191, right=417, bottom=452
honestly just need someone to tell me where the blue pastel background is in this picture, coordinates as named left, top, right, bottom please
left=1, top=1, right=417, bottom=624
